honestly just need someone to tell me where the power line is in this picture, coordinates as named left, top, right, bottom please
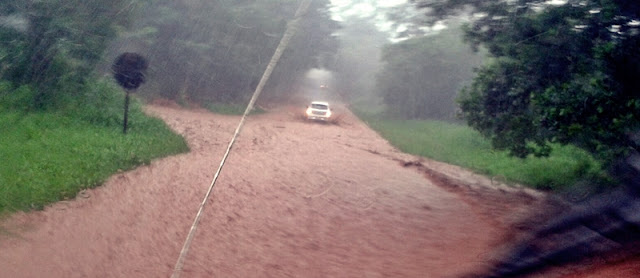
left=169, top=1, right=313, bottom=277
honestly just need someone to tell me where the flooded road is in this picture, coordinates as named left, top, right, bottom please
left=0, top=104, right=612, bottom=277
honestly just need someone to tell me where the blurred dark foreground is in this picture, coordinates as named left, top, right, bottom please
left=472, top=151, right=640, bottom=278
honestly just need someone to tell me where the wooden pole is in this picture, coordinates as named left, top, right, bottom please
left=123, top=89, right=131, bottom=134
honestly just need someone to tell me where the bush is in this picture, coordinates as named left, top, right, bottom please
left=69, top=79, right=128, bottom=126
left=353, top=108, right=605, bottom=190
left=0, top=83, right=38, bottom=111
left=0, top=77, right=189, bottom=214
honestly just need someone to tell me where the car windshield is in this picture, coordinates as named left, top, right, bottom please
left=2, top=1, right=639, bottom=277
left=311, top=104, right=328, bottom=110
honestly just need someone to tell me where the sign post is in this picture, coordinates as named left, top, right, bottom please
left=111, top=53, right=148, bottom=134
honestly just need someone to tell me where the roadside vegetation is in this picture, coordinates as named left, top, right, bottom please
left=354, top=108, right=604, bottom=190
left=0, top=81, right=188, bottom=215
left=341, top=1, right=639, bottom=191
left=0, top=0, right=339, bottom=216
left=349, top=26, right=607, bottom=190
left=118, top=0, right=338, bottom=105
left=0, top=1, right=197, bottom=216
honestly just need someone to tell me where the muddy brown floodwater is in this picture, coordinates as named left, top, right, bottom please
left=0, top=104, right=636, bottom=277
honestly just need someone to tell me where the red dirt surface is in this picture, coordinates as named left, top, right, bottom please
left=0, top=104, right=633, bottom=277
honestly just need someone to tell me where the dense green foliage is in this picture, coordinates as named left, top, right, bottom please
left=114, top=0, right=339, bottom=104
left=414, top=0, right=640, bottom=164
left=0, top=81, right=188, bottom=214
left=0, top=0, right=143, bottom=109
left=354, top=107, right=603, bottom=190
left=0, top=1, right=193, bottom=214
left=1, top=0, right=338, bottom=107
left=376, top=25, right=484, bottom=121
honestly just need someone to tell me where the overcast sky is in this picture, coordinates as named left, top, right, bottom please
left=329, top=0, right=446, bottom=41
left=329, top=0, right=408, bottom=21
left=329, top=0, right=573, bottom=41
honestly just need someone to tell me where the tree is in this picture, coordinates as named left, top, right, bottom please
left=0, top=0, right=141, bottom=108
left=111, top=0, right=338, bottom=104
left=413, top=0, right=640, bottom=162
left=262, top=0, right=340, bottom=101
left=377, top=24, right=484, bottom=121
left=332, top=17, right=388, bottom=103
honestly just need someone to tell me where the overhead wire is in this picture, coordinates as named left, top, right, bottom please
left=169, top=1, right=313, bottom=277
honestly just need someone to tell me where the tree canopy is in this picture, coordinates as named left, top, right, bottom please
left=0, top=0, right=339, bottom=109
left=413, top=0, right=640, bottom=162
left=376, top=24, right=484, bottom=121
left=0, top=0, right=141, bottom=108
left=112, top=0, right=339, bottom=104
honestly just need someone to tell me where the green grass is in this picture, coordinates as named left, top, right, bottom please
left=0, top=110, right=188, bottom=214
left=354, top=109, right=603, bottom=190
left=0, top=80, right=189, bottom=215
left=205, top=102, right=265, bottom=115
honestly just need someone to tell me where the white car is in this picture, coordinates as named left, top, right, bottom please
left=306, top=101, right=332, bottom=121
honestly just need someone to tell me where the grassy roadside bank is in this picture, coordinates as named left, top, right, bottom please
left=353, top=108, right=603, bottom=190
left=0, top=84, right=189, bottom=215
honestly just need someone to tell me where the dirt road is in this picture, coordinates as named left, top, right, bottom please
left=0, top=104, right=624, bottom=277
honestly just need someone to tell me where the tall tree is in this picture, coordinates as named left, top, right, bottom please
left=113, top=0, right=338, bottom=104
left=377, top=24, right=484, bottom=121
left=0, top=0, right=141, bottom=108
left=413, top=0, right=640, bottom=162
left=332, top=18, right=388, bottom=103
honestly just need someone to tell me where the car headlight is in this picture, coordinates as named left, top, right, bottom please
left=306, top=107, right=313, bottom=115
left=326, top=110, right=332, bottom=117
